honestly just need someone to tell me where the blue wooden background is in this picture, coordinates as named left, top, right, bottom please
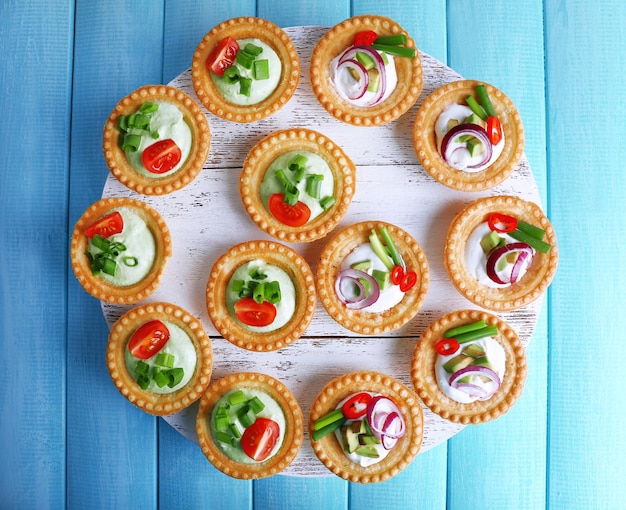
left=1, top=1, right=625, bottom=508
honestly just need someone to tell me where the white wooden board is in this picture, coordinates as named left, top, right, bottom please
left=101, top=26, right=541, bottom=476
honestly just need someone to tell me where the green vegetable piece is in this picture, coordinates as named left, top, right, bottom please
left=446, top=118, right=459, bottom=131
left=372, top=269, right=390, bottom=290
left=121, top=133, right=141, bottom=152
left=253, top=59, right=269, bottom=80
left=313, top=408, right=344, bottom=431
left=320, top=196, right=335, bottom=210
left=153, top=369, right=170, bottom=388
left=244, top=43, right=263, bottom=56
left=381, top=52, right=389, bottom=65
left=249, top=268, right=267, bottom=280
left=509, top=228, right=552, bottom=253
left=236, top=50, right=255, bottom=69
left=374, top=33, right=407, bottom=46
left=215, top=403, right=230, bottom=417
left=122, top=256, right=138, bottom=267
left=247, top=396, right=265, bottom=415
left=101, top=257, right=117, bottom=276
left=341, top=425, right=361, bottom=453
left=136, top=374, right=150, bottom=390
left=480, top=231, right=503, bottom=255
left=216, top=430, right=234, bottom=444
left=253, top=282, right=265, bottom=304
left=473, top=356, right=493, bottom=369
left=223, top=65, right=241, bottom=84
left=238, top=405, right=257, bottom=428
left=311, top=418, right=346, bottom=441
left=228, top=390, right=247, bottom=406
left=379, top=226, right=404, bottom=267
left=305, top=174, right=323, bottom=198
left=355, top=445, right=380, bottom=458
left=231, top=279, right=246, bottom=293
left=516, top=220, right=546, bottom=241
left=357, top=277, right=372, bottom=297
left=367, top=68, right=380, bottom=92
left=444, top=320, right=487, bottom=338
left=91, top=234, right=110, bottom=252
left=466, top=137, right=484, bottom=158
left=356, top=51, right=375, bottom=70
left=130, top=113, right=150, bottom=130
left=264, top=280, right=281, bottom=304
left=139, top=101, right=158, bottom=114
left=230, top=423, right=242, bottom=439
left=370, top=43, right=415, bottom=58
left=462, top=343, right=486, bottom=358
left=282, top=183, right=300, bottom=206
left=239, top=77, right=252, bottom=97
left=274, top=168, right=290, bottom=188
left=291, top=166, right=305, bottom=183
left=117, top=115, right=129, bottom=132
left=463, top=113, right=485, bottom=127
left=135, top=361, right=150, bottom=377
left=369, top=230, right=394, bottom=270
left=475, top=84, right=497, bottom=117
left=465, top=95, right=488, bottom=122
left=214, top=414, right=230, bottom=432
left=288, top=154, right=308, bottom=172
left=360, top=435, right=381, bottom=446
left=350, top=260, right=372, bottom=272
left=454, top=325, right=499, bottom=344
left=155, top=352, right=175, bottom=369
left=442, top=354, right=474, bottom=374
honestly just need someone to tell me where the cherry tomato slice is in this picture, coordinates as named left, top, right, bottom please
left=234, top=297, right=277, bottom=327
left=128, top=320, right=170, bottom=360
left=488, top=212, right=518, bottom=233
left=84, top=211, right=124, bottom=239
left=486, top=115, right=503, bottom=145
left=241, top=417, right=280, bottom=462
left=399, top=271, right=417, bottom=292
left=268, top=193, right=311, bottom=227
left=342, top=392, right=373, bottom=420
left=141, top=139, right=182, bottom=174
left=390, top=265, right=404, bottom=286
left=435, top=338, right=460, bottom=356
left=206, top=36, right=240, bottom=76
left=354, top=30, right=377, bottom=46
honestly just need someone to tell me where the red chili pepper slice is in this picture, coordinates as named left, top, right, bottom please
left=390, top=265, right=404, bottom=286
left=399, top=271, right=417, bottom=292
left=488, top=212, right=518, bottom=233
left=354, top=30, right=377, bottom=46
left=341, top=392, right=373, bottom=420
left=486, top=115, right=503, bottom=145
left=435, top=338, right=460, bottom=356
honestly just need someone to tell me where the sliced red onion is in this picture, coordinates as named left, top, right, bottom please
left=449, top=365, right=501, bottom=391
left=338, top=45, right=387, bottom=106
left=335, top=268, right=380, bottom=309
left=453, top=382, right=491, bottom=399
left=366, top=396, right=406, bottom=444
left=336, top=59, right=369, bottom=100
left=440, top=123, right=493, bottom=169
left=486, top=242, right=534, bottom=285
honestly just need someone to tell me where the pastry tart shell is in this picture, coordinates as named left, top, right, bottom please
left=192, top=17, right=300, bottom=123
left=316, top=221, right=429, bottom=334
left=413, top=80, right=524, bottom=191
left=102, top=85, right=211, bottom=195
left=444, top=195, right=558, bottom=311
left=240, top=128, right=357, bottom=242
left=410, top=309, right=527, bottom=424
left=106, top=302, right=213, bottom=416
left=309, top=371, right=423, bottom=483
left=196, top=372, right=304, bottom=479
left=70, top=197, right=172, bottom=304
left=310, top=15, right=423, bottom=126
left=206, top=240, right=316, bottom=351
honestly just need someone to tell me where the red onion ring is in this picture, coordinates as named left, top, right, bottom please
left=336, top=59, right=369, bottom=100
left=449, top=365, right=501, bottom=398
left=338, top=45, right=387, bottom=105
left=440, top=123, right=493, bottom=169
left=335, top=269, right=380, bottom=309
left=453, top=382, right=491, bottom=400
left=486, top=242, right=534, bottom=285
left=366, top=395, right=406, bottom=449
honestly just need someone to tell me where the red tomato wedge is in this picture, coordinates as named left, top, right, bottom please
left=84, top=211, right=124, bottom=239
left=486, top=115, right=503, bottom=145
left=141, top=139, right=182, bottom=174
left=234, top=298, right=277, bottom=327
left=206, top=36, right=240, bottom=76
left=268, top=193, right=311, bottom=227
left=128, top=320, right=170, bottom=360
left=241, top=417, right=280, bottom=462
left=342, top=392, right=373, bottom=420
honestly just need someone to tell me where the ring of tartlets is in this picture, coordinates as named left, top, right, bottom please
left=70, top=197, right=172, bottom=304
left=192, top=17, right=300, bottom=123
left=309, top=371, right=423, bottom=483
left=105, top=302, right=212, bottom=416
left=102, top=85, right=211, bottom=195
left=444, top=195, right=558, bottom=311
left=413, top=79, right=524, bottom=191
left=410, top=309, right=527, bottom=424
left=206, top=240, right=316, bottom=351
left=316, top=221, right=429, bottom=334
left=310, top=15, right=422, bottom=126
left=196, top=372, right=304, bottom=479
left=240, top=128, right=357, bottom=242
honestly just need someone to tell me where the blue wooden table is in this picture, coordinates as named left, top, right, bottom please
left=2, top=1, right=625, bottom=508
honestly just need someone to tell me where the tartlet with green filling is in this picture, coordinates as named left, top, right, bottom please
left=309, top=371, right=423, bottom=483
left=316, top=221, right=429, bottom=334
left=240, top=128, right=357, bottom=242
left=196, top=372, right=303, bottom=479
left=413, top=80, right=524, bottom=191
left=192, top=17, right=300, bottom=123
left=310, top=15, right=422, bottom=126
left=106, top=302, right=212, bottom=416
left=444, top=195, right=558, bottom=311
left=70, top=197, right=172, bottom=304
left=206, top=240, right=316, bottom=351
left=103, top=85, right=211, bottom=195
left=410, top=309, right=527, bottom=424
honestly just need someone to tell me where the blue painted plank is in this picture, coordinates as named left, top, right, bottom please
left=0, top=1, right=73, bottom=508
left=67, top=1, right=165, bottom=508
left=545, top=1, right=626, bottom=509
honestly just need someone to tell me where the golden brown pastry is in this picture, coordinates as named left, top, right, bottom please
left=206, top=240, right=316, bottom=351
left=192, top=17, right=300, bottom=123
left=309, top=371, right=423, bottom=483
left=413, top=80, right=524, bottom=191
left=316, top=221, right=429, bottom=334
left=240, top=128, right=356, bottom=243
left=410, top=309, right=527, bottom=424
left=310, top=15, right=422, bottom=126
left=444, top=195, right=558, bottom=311
left=106, top=302, right=212, bottom=416
left=196, top=372, right=303, bottom=479
left=102, top=85, right=210, bottom=195
left=70, top=197, right=172, bottom=304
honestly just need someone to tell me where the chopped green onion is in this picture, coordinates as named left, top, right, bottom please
left=167, top=368, right=184, bottom=388
left=288, top=154, right=308, bottom=171
left=239, top=77, right=252, bottom=96
left=305, top=174, right=323, bottom=198
left=264, top=280, right=281, bottom=304
left=122, top=256, right=137, bottom=268
left=253, top=59, right=269, bottom=80
left=101, top=258, right=117, bottom=276
left=136, top=374, right=150, bottom=390
left=371, top=43, right=415, bottom=58
left=244, top=43, right=263, bottom=56
left=313, top=408, right=344, bottom=431
left=454, top=325, right=499, bottom=344
left=229, top=423, right=242, bottom=439
left=215, top=403, right=230, bottom=417
left=465, top=95, right=488, bottom=122
left=369, top=230, right=394, bottom=271
left=238, top=405, right=257, bottom=428
left=223, top=65, right=241, bottom=84
left=283, top=183, right=299, bottom=206
left=130, top=113, right=150, bottom=130
left=216, top=431, right=233, bottom=444
left=153, top=369, right=170, bottom=388
left=117, top=115, right=129, bottom=132
left=320, top=196, right=336, bottom=210
left=253, top=282, right=266, bottom=304
left=249, top=268, right=267, bottom=280
left=475, top=84, right=497, bottom=117
left=379, top=226, right=404, bottom=268
left=91, top=235, right=110, bottom=252
left=247, top=396, right=265, bottom=414
left=444, top=320, right=487, bottom=339
left=121, top=133, right=141, bottom=152
left=516, top=220, right=546, bottom=241
left=156, top=352, right=175, bottom=368
left=509, top=228, right=552, bottom=253
left=151, top=131, right=159, bottom=139
left=236, top=50, right=255, bottom=69
left=374, top=34, right=407, bottom=45
left=135, top=361, right=150, bottom=377
left=274, top=169, right=290, bottom=188
left=139, top=101, right=158, bottom=114
left=228, top=390, right=247, bottom=406
left=231, top=279, right=246, bottom=293
left=214, top=415, right=230, bottom=432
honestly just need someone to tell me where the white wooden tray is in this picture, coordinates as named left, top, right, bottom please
left=101, top=26, right=541, bottom=476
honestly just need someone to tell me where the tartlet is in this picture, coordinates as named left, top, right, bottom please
left=70, top=197, right=172, bottom=304
left=102, top=84, right=211, bottom=195
left=192, top=16, right=300, bottom=123
left=309, top=371, right=423, bottom=483
left=206, top=240, right=316, bottom=351
left=316, top=221, right=429, bottom=334
left=196, top=372, right=304, bottom=479
left=444, top=195, right=558, bottom=311
left=240, top=128, right=357, bottom=242
left=410, top=309, right=527, bottom=424
left=310, top=15, right=422, bottom=126
left=106, top=302, right=212, bottom=416
left=413, top=80, right=524, bottom=191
